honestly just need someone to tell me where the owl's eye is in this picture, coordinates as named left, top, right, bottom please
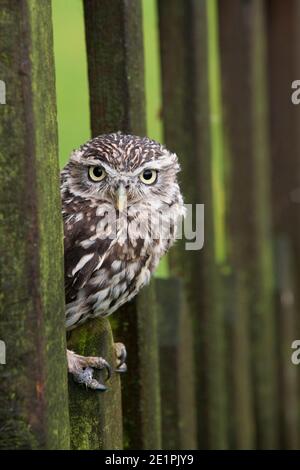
left=88, top=166, right=106, bottom=182
left=139, top=169, right=158, bottom=185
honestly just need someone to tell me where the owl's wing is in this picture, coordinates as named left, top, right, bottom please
left=63, top=211, right=114, bottom=304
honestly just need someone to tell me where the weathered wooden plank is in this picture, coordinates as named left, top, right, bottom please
left=266, top=0, right=300, bottom=449
left=0, top=0, right=69, bottom=449
left=68, top=319, right=123, bottom=450
left=68, top=0, right=161, bottom=450
left=115, top=287, right=161, bottom=449
left=218, top=0, right=278, bottom=449
left=158, top=0, right=228, bottom=449
left=83, top=0, right=145, bottom=137
left=155, top=278, right=197, bottom=450
left=273, top=239, right=299, bottom=449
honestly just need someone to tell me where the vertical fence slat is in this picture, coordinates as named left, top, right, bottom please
left=0, top=0, right=70, bottom=449
left=266, top=0, right=300, bottom=449
left=116, top=286, right=161, bottom=449
left=217, top=0, right=256, bottom=450
left=218, top=0, right=279, bottom=449
left=84, top=0, right=145, bottom=137
left=158, top=0, right=228, bottom=449
left=68, top=319, right=123, bottom=450
left=69, top=0, right=161, bottom=450
left=155, top=278, right=197, bottom=450
left=274, top=239, right=299, bottom=449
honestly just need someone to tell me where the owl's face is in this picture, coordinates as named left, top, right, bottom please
left=63, top=133, right=181, bottom=212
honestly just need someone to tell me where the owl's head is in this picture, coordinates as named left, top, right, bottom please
left=63, top=132, right=182, bottom=211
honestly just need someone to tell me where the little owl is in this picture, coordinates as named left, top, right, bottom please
left=61, top=132, right=184, bottom=390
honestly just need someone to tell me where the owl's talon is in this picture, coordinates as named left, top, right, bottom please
left=103, top=360, right=112, bottom=381
left=116, top=363, right=127, bottom=373
left=67, top=349, right=111, bottom=391
left=114, top=342, right=127, bottom=373
left=74, top=366, right=108, bottom=391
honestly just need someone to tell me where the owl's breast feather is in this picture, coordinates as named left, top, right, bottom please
left=65, top=235, right=163, bottom=331
left=65, top=201, right=180, bottom=331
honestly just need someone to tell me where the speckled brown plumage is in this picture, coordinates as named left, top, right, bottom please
left=62, top=132, right=184, bottom=389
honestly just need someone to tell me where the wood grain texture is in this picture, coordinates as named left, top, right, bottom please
left=68, top=319, right=123, bottom=449
left=83, top=0, right=145, bottom=136
left=0, top=0, right=69, bottom=449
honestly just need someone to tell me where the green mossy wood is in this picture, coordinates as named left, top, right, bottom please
left=158, top=0, right=228, bottom=449
left=68, top=319, right=122, bottom=450
left=0, top=0, right=69, bottom=449
left=67, top=0, right=161, bottom=450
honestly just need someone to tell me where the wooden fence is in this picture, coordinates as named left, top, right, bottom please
left=1, top=0, right=300, bottom=450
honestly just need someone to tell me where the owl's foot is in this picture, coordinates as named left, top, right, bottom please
left=67, top=349, right=112, bottom=391
left=114, top=342, right=127, bottom=373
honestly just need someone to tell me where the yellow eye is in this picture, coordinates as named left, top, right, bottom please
left=88, top=166, right=106, bottom=182
left=139, top=169, right=158, bottom=185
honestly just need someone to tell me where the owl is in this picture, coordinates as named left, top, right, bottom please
left=61, top=132, right=184, bottom=390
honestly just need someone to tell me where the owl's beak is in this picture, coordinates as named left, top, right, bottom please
left=116, top=183, right=127, bottom=212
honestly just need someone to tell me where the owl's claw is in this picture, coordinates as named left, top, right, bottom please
left=114, top=342, right=127, bottom=373
left=75, top=366, right=108, bottom=391
left=67, top=349, right=112, bottom=391
left=102, top=359, right=112, bottom=381
left=116, top=363, right=127, bottom=373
